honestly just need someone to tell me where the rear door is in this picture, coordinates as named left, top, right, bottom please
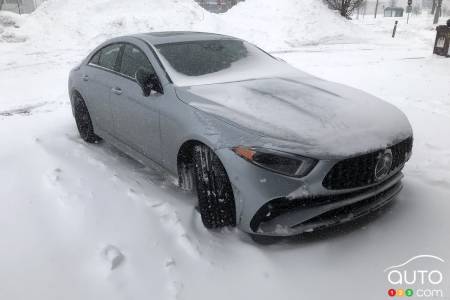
left=109, top=42, right=162, bottom=162
left=82, top=43, right=122, bottom=134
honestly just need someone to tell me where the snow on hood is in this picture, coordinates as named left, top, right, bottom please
left=177, top=76, right=413, bottom=157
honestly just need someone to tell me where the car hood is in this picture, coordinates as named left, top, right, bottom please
left=175, top=76, right=413, bottom=158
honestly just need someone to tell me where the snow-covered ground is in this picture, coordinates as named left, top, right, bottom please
left=1, top=1, right=450, bottom=299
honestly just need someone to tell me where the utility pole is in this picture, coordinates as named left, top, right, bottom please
left=431, top=0, right=437, bottom=14
left=363, top=1, right=367, bottom=19
left=374, top=0, right=379, bottom=18
left=407, top=0, right=412, bottom=24
left=433, top=0, right=443, bottom=24
left=16, top=0, right=21, bottom=15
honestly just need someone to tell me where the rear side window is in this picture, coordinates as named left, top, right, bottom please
left=97, top=44, right=121, bottom=71
left=120, top=44, right=154, bottom=79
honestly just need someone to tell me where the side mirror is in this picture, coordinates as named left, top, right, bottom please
left=136, top=68, right=162, bottom=97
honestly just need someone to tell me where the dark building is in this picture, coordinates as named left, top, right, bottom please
left=195, top=0, right=244, bottom=13
left=384, top=7, right=405, bottom=17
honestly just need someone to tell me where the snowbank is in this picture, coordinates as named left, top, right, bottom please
left=0, top=0, right=364, bottom=51
left=0, top=11, right=27, bottom=42
left=216, top=0, right=365, bottom=50
left=1, top=0, right=215, bottom=48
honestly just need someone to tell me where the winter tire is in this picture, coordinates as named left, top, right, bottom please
left=73, top=94, right=101, bottom=143
left=193, top=144, right=236, bottom=229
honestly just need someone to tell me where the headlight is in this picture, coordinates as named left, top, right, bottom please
left=232, top=146, right=317, bottom=178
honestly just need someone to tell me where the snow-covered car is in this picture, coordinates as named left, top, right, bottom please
left=68, top=31, right=413, bottom=239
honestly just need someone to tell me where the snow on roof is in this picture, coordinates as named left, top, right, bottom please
left=135, top=31, right=237, bottom=45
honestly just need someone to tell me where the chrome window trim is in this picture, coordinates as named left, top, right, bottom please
left=86, top=41, right=165, bottom=94
left=87, top=62, right=137, bottom=83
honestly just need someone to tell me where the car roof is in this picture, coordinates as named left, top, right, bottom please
left=131, top=31, right=239, bottom=45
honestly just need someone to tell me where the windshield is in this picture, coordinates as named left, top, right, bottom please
left=154, top=39, right=296, bottom=86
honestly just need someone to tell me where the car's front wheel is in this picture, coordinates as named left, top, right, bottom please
left=192, top=145, right=236, bottom=229
left=73, top=94, right=101, bottom=143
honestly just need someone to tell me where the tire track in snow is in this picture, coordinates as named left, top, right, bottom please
left=164, top=257, right=184, bottom=300
left=0, top=102, right=49, bottom=117
left=70, top=138, right=203, bottom=261
left=127, top=189, right=202, bottom=260
left=0, top=100, right=69, bottom=118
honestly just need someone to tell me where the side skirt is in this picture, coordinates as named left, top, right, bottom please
left=95, top=128, right=177, bottom=180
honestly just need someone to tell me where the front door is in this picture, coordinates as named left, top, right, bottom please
left=109, top=43, right=162, bottom=162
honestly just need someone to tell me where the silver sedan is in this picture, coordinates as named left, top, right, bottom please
left=68, top=32, right=413, bottom=240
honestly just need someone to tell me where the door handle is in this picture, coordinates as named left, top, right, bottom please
left=111, top=87, right=123, bottom=95
left=81, top=75, right=89, bottom=81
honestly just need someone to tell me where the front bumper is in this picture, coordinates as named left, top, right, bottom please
left=253, top=174, right=402, bottom=236
left=216, top=148, right=405, bottom=237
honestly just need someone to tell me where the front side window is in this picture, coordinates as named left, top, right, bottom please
left=120, top=45, right=154, bottom=79
left=89, top=50, right=101, bottom=65
left=97, top=44, right=121, bottom=71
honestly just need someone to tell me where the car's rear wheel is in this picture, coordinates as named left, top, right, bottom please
left=192, top=144, right=236, bottom=229
left=73, top=94, right=101, bottom=143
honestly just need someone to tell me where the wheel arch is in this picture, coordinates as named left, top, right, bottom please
left=176, top=139, right=206, bottom=187
left=179, top=140, right=237, bottom=228
left=177, top=140, right=202, bottom=166
left=176, top=139, right=227, bottom=191
left=69, top=88, right=85, bottom=116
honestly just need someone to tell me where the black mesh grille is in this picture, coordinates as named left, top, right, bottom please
left=323, top=137, right=412, bottom=190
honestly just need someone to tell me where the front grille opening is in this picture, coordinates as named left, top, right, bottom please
left=250, top=181, right=402, bottom=233
left=323, top=137, right=412, bottom=190
left=299, top=182, right=400, bottom=228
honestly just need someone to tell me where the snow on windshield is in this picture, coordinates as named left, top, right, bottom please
left=154, top=39, right=295, bottom=86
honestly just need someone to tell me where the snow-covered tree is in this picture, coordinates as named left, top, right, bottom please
left=324, top=0, right=365, bottom=18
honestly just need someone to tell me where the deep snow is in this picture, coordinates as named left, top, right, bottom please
left=1, top=1, right=450, bottom=300
left=0, top=0, right=362, bottom=50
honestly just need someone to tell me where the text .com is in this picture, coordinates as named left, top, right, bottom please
left=388, top=288, right=444, bottom=298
